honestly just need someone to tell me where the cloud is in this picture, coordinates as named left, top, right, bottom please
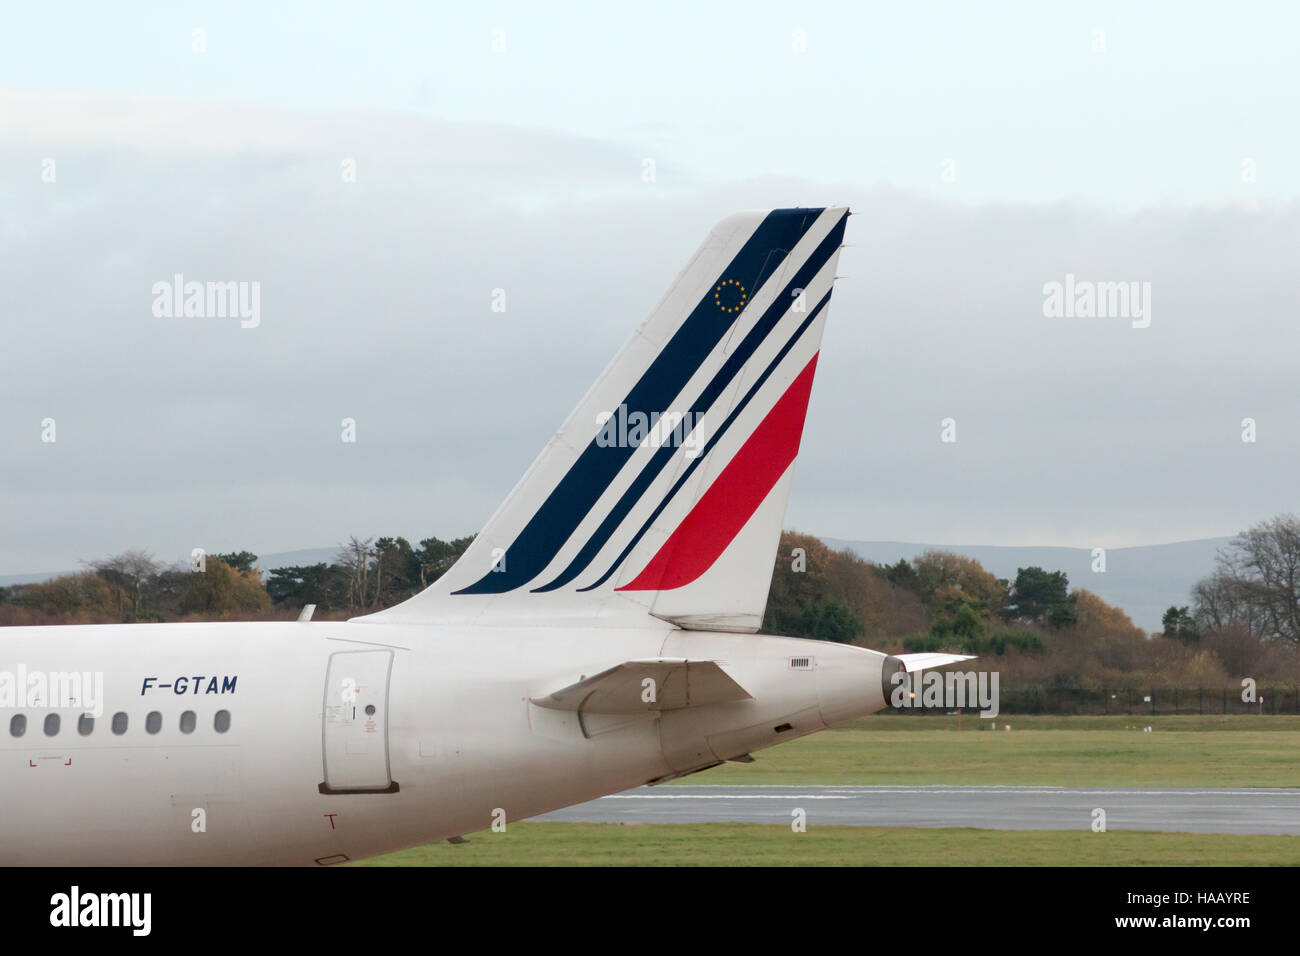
left=1, top=91, right=1297, bottom=571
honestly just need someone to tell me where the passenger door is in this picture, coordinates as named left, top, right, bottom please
left=320, top=649, right=399, bottom=793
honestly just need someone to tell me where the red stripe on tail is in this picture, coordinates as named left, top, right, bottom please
left=617, top=353, right=820, bottom=592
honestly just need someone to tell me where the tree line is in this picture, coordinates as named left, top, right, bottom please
left=267, top=535, right=474, bottom=613
left=762, top=525, right=1300, bottom=692
left=1163, top=514, right=1300, bottom=646
left=764, top=532, right=1078, bottom=651
left=0, top=535, right=475, bottom=624
left=5, top=517, right=1300, bottom=693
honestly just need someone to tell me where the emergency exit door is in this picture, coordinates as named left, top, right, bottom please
left=319, top=649, right=400, bottom=794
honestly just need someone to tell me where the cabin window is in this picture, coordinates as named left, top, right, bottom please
left=9, top=714, right=25, bottom=737
left=214, top=710, right=231, bottom=733
left=44, top=713, right=60, bottom=736
left=77, top=714, right=94, bottom=736
left=179, top=710, right=196, bottom=734
left=145, top=711, right=162, bottom=734
left=112, top=712, right=128, bottom=735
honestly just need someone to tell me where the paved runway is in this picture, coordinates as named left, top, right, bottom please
left=536, top=785, right=1300, bottom=834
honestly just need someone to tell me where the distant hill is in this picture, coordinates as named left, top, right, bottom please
left=0, top=571, right=67, bottom=588
left=821, top=537, right=1232, bottom=633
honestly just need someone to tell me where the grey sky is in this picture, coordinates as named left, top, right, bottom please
left=2, top=5, right=1298, bottom=573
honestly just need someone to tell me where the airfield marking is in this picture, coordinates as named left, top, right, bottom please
left=537, top=785, right=1300, bottom=835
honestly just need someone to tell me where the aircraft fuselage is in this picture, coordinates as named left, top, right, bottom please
left=0, top=621, right=891, bottom=865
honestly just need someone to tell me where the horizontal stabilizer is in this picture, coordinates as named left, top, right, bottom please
left=893, top=653, right=976, bottom=672
left=531, top=658, right=752, bottom=714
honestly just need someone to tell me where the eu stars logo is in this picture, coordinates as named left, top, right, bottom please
left=713, top=278, right=747, bottom=315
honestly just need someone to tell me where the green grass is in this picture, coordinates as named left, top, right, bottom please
left=673, top=714, right=1300, bottom=787
left=357, top=821, right=1300, bottom=866
left=357, top=718, right=1300, bottom=866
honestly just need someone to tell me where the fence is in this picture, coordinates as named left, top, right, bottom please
left=894, top=685, right=1300, bottom=716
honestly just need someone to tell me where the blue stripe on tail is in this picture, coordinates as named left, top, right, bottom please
left=533, top=226, right=844, bottom=593
left=453, top=208, right=824, bottom=595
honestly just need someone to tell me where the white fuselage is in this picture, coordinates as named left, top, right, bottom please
left=0, top=621, right=891, bottom=865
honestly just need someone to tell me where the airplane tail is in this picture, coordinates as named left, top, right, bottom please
left=359, top=207, right=849, bottom=631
